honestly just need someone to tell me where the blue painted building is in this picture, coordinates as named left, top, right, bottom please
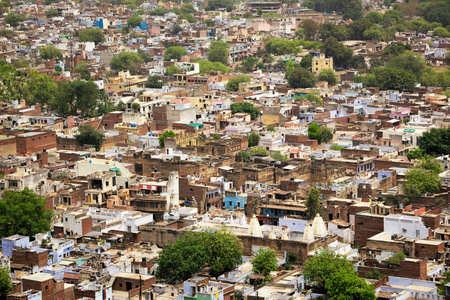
left=1, top=235, right=30, bottom=257
left=224, top=191, right=246, bottom=211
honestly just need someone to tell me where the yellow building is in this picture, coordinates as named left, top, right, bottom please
left=105, top=71, right=147, bottom=95
left=312, top=53, right=333, bottom=74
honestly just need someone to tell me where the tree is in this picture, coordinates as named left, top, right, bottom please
left=325, top=270, right=377, bottom=300
left=4, top=13, right=27, bottom=27
left=271, top=151, right=289, bottom=161
left=320, top=127, right=333, bottom=143
left=387, top=51, right=425, bottom=79
left=159, top=130, right=176, bottom=148
left=420, top=156, right=444, bottom=175
left=406, top=148, right=423, bottom=160
left=207, top=41, right=229, bottom=65
left=267, top=126, right=275, bottom=132
left=372, top=67, right=416, bottom=91
left=164, top=46, right=187, bottom=61
left=156, top=231, right=209, bottom=283
left=132, top=102, right=140, bottom=113
left=0, top=266, right=11, bottom=298
left=404, top=166, right=442, bottom=196
left=0, top=188, right=53, bottom=238
left=419, top=128, right=450, bottom=155
left=27, top=72, right=57, bottom=106
left=251, top=248, right=278, bottom=280
left=241, top=57, right=259, bottom=72
left=212, top=133, right=221, bottom=140
left=439, top=271, right=450, bottom=295
left=249, top=147, right=269, bottom=155
left=318, top=68, right=337, bottom=85
left=128, top=16, right=143, bottom=28
left=303, top=251, right=356, bottom=293
left=206, top=0, right=234, bottom=12
left=45, top=9, right=58, bottom=18
left=306, top=187, right=322, bottom=219
left=399, top=0, right=421, bottom=20
left=308, top=123, right=321, bottom=141
left=75, top=124, right=105, bottom=151
left=300, top=54, right=313, bottom=69
left=145, top=76, right=164, bottom=88
left=39, top=45, right=62, bottom=60
left=226, top=75, right=252, bottom=92
left=364, top=11, right=383, bottom=23
left=180, top=14, right=195, bottom=23
left=329, top=144, right=345, bottom=150
left=231, top=102, right=259, bottom=120
left=171, top=24, right=183, bottom=34
left=248, top=132, right=261, bottom=147
left=166, top=64, right=181, bottom=76
left=300, top=19, right=319, bottom=40
left=79, top=28, right=105, bottom=44
left=265, top=38, right=300, bottom=55
left=181, top=3, right=196, bottom=14
left=75, top=65, right=91, bottom=80
left=198, top=228, right=243, bottom=277
left=110, top=52, right=143, bottom=74
left=156, top=229, right=243, bottom=282
left=198, top=60, right=228, bottom=74
left=149, top=8, right=168, bottom=15
left=257, top=8, right=263, bottom=16
left=320, top=23, right=349, bottom=41
left=237, top=151, right=251, bottom=162
left=321, top=37, right=353, bottom=66
left=52, top=79, right=99, bottom=117
left=287, top=67, right=315, bottom=88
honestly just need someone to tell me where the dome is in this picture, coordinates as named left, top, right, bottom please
left=303, top=224, right=314, bottom=241
left=312, top=213, right=327, bottom=236
left=269, top=229, right=276, bottom=239
left=248, top=214, right=262, bottom=238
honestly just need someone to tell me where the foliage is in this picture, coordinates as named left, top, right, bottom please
left=303, top=251, right=356, bottom=293
left=240, top=56, right=259, bottom=72
left=237, top=151, right=251, bottom=162
left=265, top=38, right=300, bottom=55
left=171, top=24, right=183, bottom=34
left=0, top=65, right=29, bottom=101
left=132, top=102, right=140, bottom=113
left=145, top=76, right=164, bottom=88
left=75, top=124, right=105, bottom=151
left=405, top=163, right=442, bottom=196
left=383, top=42, right=411, bottom=57
left=164, top=46, right=187, bottom=61
left=0, top=188, right=53, bottom=238
left=52, top=79, right=99, bottom=117
left=300, top=19, right=319, bottom=40
left=166, top=64, right=181, bottom=76
left=248, top=132, right=261, bottom=147
left=207, top=41, right=229, bottom=65
left=419, top=128, right=450, bottom=155
left=325, top=270, right=376, bottom=300
left=4, top=13, right=27, bottom=27
left=386, top=51, right=425, bottom=80
left=212, top=133, right=221, bottom=140
left=267, top=126, right=275, bottom=132
left=385, top=252, right=406, bottom=264
left=0, top=29, right=16, bottom=37
left=179, top=14, right=195, bottom=23
left=128, top=16, right=143, bottom=28
left=181, top=3, right=196, bottom=14
left=300, top=54, right=313, bottom=69
left=231, top=102, right=259, bottom=120
left=226, top=75, right=252, bottom=92
left=318, top=68, right=337, bottom=85
left=39, top=45, right=62, bottom=60
left=197, top=60, right=228, bottom=74
left=156, top=229, right=243, bottom=282
left=251, top=248, right=278, bottom=280
left=320, top=38, right=353, bottom=66
left=271, top=151, right=289, bottom=161
left=305, top=0, right=362, bottom=20
left=45, top=9, right=58, bottom=18
left=370, top=67, right=416, bottom=91
left=110, top=51, right=143, bottom=74
left=249, top=147, right=269, bottom=155
left=320, top=23, right=349, bottom=41
left=329, top=144, right=345, bottom=150
left=287, top=67, right=315, bottom=88
left=420, top=156, right=444, bottom=175
left=158, top=130, right=176, bottom=148
left=261, top=13, right=282, bottom=18
left=27, top=72, right=57, bottom=106
left=307, top=122, right=321, bottom=141
left=206, top=0, right=234, bottom=12
left=438, top=271, right=450, bottom=295
left=0, top=266, right=11, bottom=298
left=79, top=28, right=105, bottom=44
left=306, top=187, right=322, bottom=219
left=421, top=1, right=450, bottom=27
left=320, top=127, right=333, bottom=143
left=149, top=8, right=168, bottom=15
left=202, top=19, right=215, bottom=27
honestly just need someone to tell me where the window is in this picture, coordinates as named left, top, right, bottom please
left=45, top=285, right=49, bottom=290
left=65, top=218, right=68, bottom=222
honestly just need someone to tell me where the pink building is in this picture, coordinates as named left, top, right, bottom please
left=253, top=20, right=271, bottom=32
left=391, top=107, right=411, bottom=120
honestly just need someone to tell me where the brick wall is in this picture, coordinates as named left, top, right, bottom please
left=354, top=214, right=384, bottom=246
left=16, top=131, right=56, bottom=154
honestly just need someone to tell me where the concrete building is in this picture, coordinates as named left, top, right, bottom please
left=312, top=53, right=333, bottom=74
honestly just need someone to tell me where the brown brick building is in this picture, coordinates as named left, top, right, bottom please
left=16, top=131, right=56, bottom=154
left=21, top=273, right=74, bottom=300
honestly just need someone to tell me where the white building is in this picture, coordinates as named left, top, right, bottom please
left=384, top=214, right=429, bottom=239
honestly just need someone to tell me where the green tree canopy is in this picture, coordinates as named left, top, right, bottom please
left=300, top=54, right=313, bottom=69
left=198, top=60, right=228, bottom=74
left=287, top=67, right=316, bottom=88
left=4, top=13, right=27, bottom=27
left=166, top=64, right=181, bottom=76
left=320, top=37, right=353, bottom=66
left=271, top=151, right=289, bottom=161
left=319, top=23, right=350, bottom=41
left=110, top=51, right=143, bottom=74
left=0, top=267, right=12, bottom=298
left=231, top=102, right=259, bottom=120
left=405, top=166, right=442, bottom=196
left=164, top=46, right=188, bottom=61
left=251, top=248, right=278, bottom=280
left=127, top=16, right=143, bottom=28
left=249, top=146, right=269, bottom=155
left=171, top=24, right=183, bottom=34
left=386, top=51, right=425, bottom=80
left=45, top=9, right=58, bottom=18
left=145, top=75, right=164, bottom=88
left=306, top=187, right=322, bottom=219
left=226, top=75, right=252, bottom=92
left=75, top=124, right=105, bottom=151
left=39, top=45, right=63, bottom=60
left=156, top=229, right=243, bottom=282
left=300, top=19, right=319, bottom=40
left=419, top=128, right=450, bottom=156
left=406, top=148, right=424, bottom=161
left=0, top=188, right=53, bottom=238
left=52, top=79, right=99, bottom=117
left=308, top=122, right=321, bottom=141
left=237, top=151, right=251, bottom=162
left=79, top=28, right=105, bottom=44
left=181, top=3, right=196, bottom=14
left=318, top=68, right=338, bottom=85
left=206, top=0, right=234, bottom=12
left=305, top=0, right=362, bottom=20
left=325, top=269, right=377, bottom=300
left=248, top=132, right=260, bottom=147
left=159, top=130, right=176, bottom=148
left=207, top=41, right=229, bottom=65
left=320, top=127, right=333, bottom=143
left=27, top=72, right=57, bottom=106
left=265, top=38, right=300, bottom=55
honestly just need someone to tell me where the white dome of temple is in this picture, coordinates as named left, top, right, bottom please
left=281, top=230, right=289, bottom=240
left=312, top=213, right=327, bottom=236
left=303, top=224, right=314, bottom=241
left=269, top=229, right=276, bottom=239
left=240, top=213, right=247, bottom=226
left=248, top=214, right=262, bottom=237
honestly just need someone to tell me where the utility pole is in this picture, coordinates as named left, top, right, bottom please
left=139, top=274, right=142, bottom=300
